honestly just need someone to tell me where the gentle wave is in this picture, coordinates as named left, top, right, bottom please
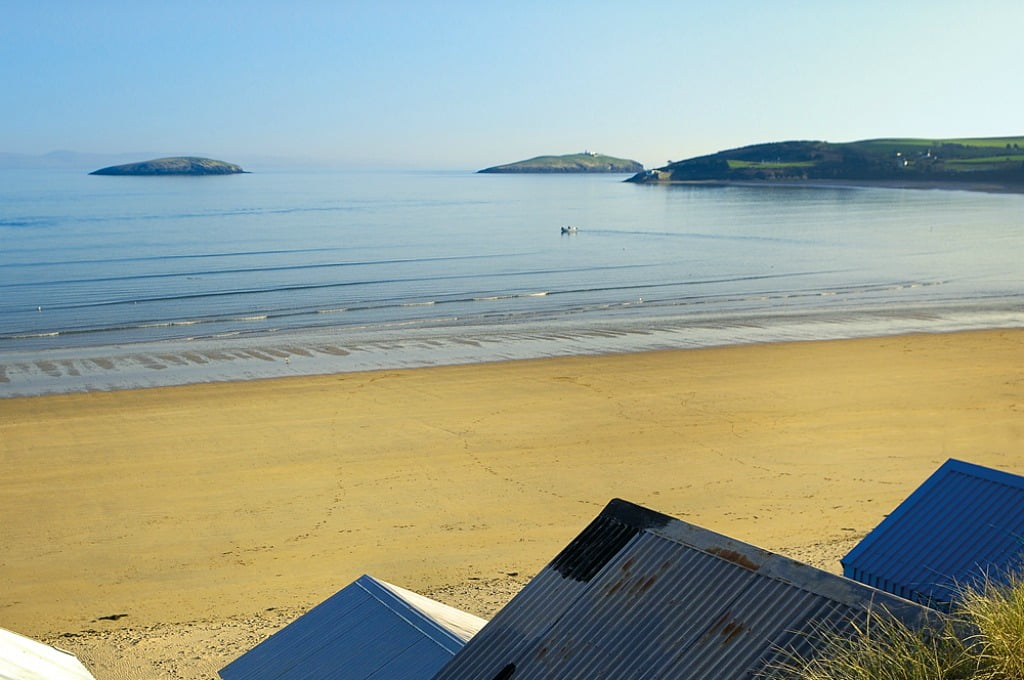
left=472, top=292, right=551, bottom=301
left=0, top=217, right=60, bottom=229
left=8, top=330, right=61, bottom=339
left=138, top=320, right=201, bottom=329
left=0, top=246, right=344, bottom=269
left=43, top=204, right=358, bottom=227
left=3, top=170, right=1021, bottom=368
left=6, top=267, right=849, bottom=314
left=585, top=227, right=817, bottom=245
left=0, top=278, right=952, bottom=344
left=0, top=252, right=516, bottom=287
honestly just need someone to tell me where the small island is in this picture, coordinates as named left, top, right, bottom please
left=89, top=156, right=247, bottom=176
left=479, top=151, right=643, bottom=174
left=627, top=136, right=1024, bottom=191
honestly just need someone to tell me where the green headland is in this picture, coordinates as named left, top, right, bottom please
left=627, top=136, right=1024, bottom=190
left=480, top=152, right=643, bottom=174
left=89, top=156, right=247, bottom=176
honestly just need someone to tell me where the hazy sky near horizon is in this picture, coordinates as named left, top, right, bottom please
left=3, top=1, right=1022, bottom=169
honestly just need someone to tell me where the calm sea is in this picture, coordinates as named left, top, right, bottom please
left=1, top=168, right=1022, bottom=396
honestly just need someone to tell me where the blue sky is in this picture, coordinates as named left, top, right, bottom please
left=2, top=1, right=1022, bottom=169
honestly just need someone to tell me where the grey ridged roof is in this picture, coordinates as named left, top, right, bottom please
left=843, top=458, right=1024, bottom=608
left=219, top=574, right=485, bottom=680
left=433, top=499, right=937, bottom=680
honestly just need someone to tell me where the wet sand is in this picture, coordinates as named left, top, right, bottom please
left=2, top=329, right=1022, bottom=679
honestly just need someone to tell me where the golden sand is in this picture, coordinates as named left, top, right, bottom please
left=2, top=329, right=1022, bottom=679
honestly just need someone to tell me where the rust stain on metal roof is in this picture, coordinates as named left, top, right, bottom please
left=707, top=547, right=760, bottom=571
left=720, top=620, right=748, bottom=645
left=699, top=611, right=750, bottom=647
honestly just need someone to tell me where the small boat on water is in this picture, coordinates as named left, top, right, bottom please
left=561, top=225, right=578, bottom=234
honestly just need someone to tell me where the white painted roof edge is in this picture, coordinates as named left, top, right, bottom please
left=0, top=627, right=96, bottom=680
left=375, top=578, right=488, bottom=642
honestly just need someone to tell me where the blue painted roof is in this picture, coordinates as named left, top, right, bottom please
left=433, top=499, right=936, bottom=680
left=842, top=458, right=1024, bottom=608
left=219, top=575, right=484, bottom=680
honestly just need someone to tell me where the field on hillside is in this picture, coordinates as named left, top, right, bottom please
left=645, top=135, right=1024, bottom=185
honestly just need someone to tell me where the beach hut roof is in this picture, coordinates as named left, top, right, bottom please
left=0, top=628, right=96, bottom=680
left=842, top=458, right=1024, bottom=608
left=219, top=574, right=486, bottom=680
left=433, top=498, right=936, bottom=680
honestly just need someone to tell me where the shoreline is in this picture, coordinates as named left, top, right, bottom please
left=633, top=177, right=1024, bottom=194
left=3, top=328, right=1023, bottom=679
left=4, top=300, right=1023, bottom=399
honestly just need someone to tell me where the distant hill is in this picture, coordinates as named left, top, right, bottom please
left=627, top=137, right=1024, bottom=190
left=0, top=150, right=175, bottom=170
left=90, top=156, right=247, bottom=176
left=480, top=152, right=643, bottom=174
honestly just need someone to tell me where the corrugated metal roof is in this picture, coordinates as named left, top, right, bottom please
left=0, top=628, right=96, bottom=680
left=842, top=458, right=1024, bottom=608
left=219, top=575, right=486, bottom=680
left=433, top=498, right=936, bottom=680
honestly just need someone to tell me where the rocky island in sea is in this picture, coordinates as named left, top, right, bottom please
left=89, top=156, right=247, bottom=176
left=627, top=136, right=1024, bottom=191
left=479, top=151, right=643, bottom=174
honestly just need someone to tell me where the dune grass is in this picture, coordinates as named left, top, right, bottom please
left=768, top=572, right=1024, bottom=680
left=959, top=575, right=1024, bottom=679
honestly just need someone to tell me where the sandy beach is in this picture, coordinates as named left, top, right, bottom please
left=2, top=329, right=1022, bottom=679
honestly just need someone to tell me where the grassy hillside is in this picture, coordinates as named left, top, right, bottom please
left=629, top=137, right=1024, bottom=188
left=479, top=152, right=643, bottom=173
